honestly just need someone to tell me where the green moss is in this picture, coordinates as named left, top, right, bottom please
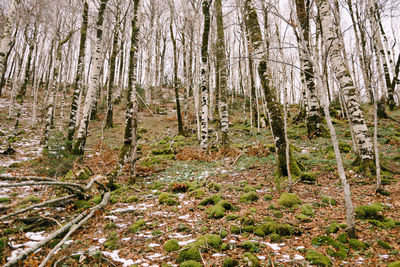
left=256, top=221, right=294, bottom=236
left=180, top=261, right=202, bottom=267
left=377, top=240, right=391, bottom=249
left=219, top=230, right=228, bottom=238
left=300, top=172, right=317, bottom=184
left=177, top=247, right=202, bottom=263
left=278, top=192, right=301, bottom=207
left=158, top=193, right=178, bottom=206
left=221, top=243, right=229, bottom=251
left=337, top=233, right=348, bottom=243
left=22, top=195, right=41, bottom=203
left=388, top=261, right=400, bottom=267
left=243, top=252, right=260, bottom=267
left=164, top=239, right=180, bottom=252
left=242, top=225, right=255, bottom=233
left=354, top=203, right=383, bottom=219
left=296, top=214, right=312, bottom=222
left=230, top=225, right=241, bottom=234
left=195, top=234, right=222, bottom=250
left=126, top=195, right=139, bottom=203
left=270, top=233, right=281, bottom=242
left=74, top=200, right=93, bottom=210
left=239, top=192, right=259, bottom=203
left=0, top=197, right=10, bottom=203
left=104, top=222, right=116, bottom=230
left=129, top=219, right=146, bottom=233
left=189, top=189, right=206, bottom=199
left=321, top=195, right=336, bottom=206
left=241, top=241, right=260, bottom=252
left=263, top=194, right=273, bottom=201
left=199, top=194, right=221, bottom=206
left=325, top=223, right=340, bottom=234
left=207, top=182, right=221, bottom=192
left=243, top=185, right=256, bottom=192
left=226, top=214, right=239, bottom=221
left=0, top=236, right=8, bottom=253
left=207, top=204, right=225, bottom=219
left=306, top=249, right=332, bottom=266
left=219, top=200, right=235, bottom=210
left=90, top=195, right=102, bottom=205
left=104, top=231, right=119, bottom=250
left=222, top=257, right=239, bottom=267
left=240, top=216, right=255, bottom=226
left=301, top=204, right=315, bottom=217
left=348, top=239, right=365, bottom=250
left=273, top=211, right=283, bottom=218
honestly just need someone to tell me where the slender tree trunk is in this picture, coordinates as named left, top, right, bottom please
left=170, top=17, right=184, bottom=136
left=317, top=0, right=375, bottom=174
left=67, top=0, right=89, bottom=149
left=73, top=0, right=109, bottom=155
left=200, top=0, right=211, bottom=149
left=215, top=0, right=229, bottom=145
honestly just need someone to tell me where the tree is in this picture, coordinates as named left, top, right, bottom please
left=317, top=0, right=375, bottom=174
left=73, top=0, right=109, bottom=155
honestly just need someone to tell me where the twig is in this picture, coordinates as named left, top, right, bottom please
left=198, top=248, right=206, bottom=267
left=39, top=192, right=110, bottom=267
left=0, top=195, right=76, bottom=221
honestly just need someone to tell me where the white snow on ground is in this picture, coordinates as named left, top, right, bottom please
left=258, top=256, right=266, bottom=260
left=294, top=254, right=305, bottom=260
left=178, top=214, right=190, bottom=220
left=111, top=203, right=154, bottom=213
left=259, top=241, right=284, bottom=251
left=7, top=231, right=48, bottom=262
left=148, top=243, right=160, bottom=247
left=212, top=253, right=225, bottom=257
left=25, top=231, right=47, bottom=241
left=168, top=233, right=192, bottom=239
left=102, top=250, right=134, bottom=267
left=178, top=239, right=196, bottom=246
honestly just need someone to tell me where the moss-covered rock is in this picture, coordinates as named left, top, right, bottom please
left=388, top=261, right=400, bottom=267
left=199, top=194, right=221, bottom=206
left=195, top=234, right=222, bottom=250
left=0, top=236, right=8, bottom=255
left=129, top=219, right=145, bottom=233
left=354, top=203, right=383, bottom=220
left=278, top=193, right=301, bottom=207
left=273, top=210, right=283, bottom=218
left=90, top=194, right=102, bottom=205
left=207, top=182, right=221, bottom=192
left=321, top=195, right=336, bottom=206
left=337, top=233, right=348, bottom=243
left=223, top=257, right=239, bottom=267
left=158, top=193, right=179, bottom=206
left=242, top=252, right=260, bottom=267
left=243, top=185, right=256, bottom=192
left=240, top=216, right=255, bottom=226
left=256, top=221, right=294, bottom=236
left=207, top=204, right=225, bottom=219
left=325, top=223, right=340, bottom=234
left=296, top=214, right=312, bottom=222
left=301, top=204, right=315, bottom=217
left=180, top=261, right=202, bottom=267
left=126, top=195, right=139, bottom=203
left=241, top=241, right=260, bottom=252
left=74, top=200, right=93, bottom=210
left=270, top=233, right=281, bottom=242
left=219, top=230, right=228, bottom=238
left=263, top=194, right=273, bottom=201
left=177, top=247, right=202, bottom=263
left=300, top=172, right=317, bottom=184
left=306, top=249, right=332, bottom=266
left=348, top=239, right=365, bottom=250
left=239, top=192, right=259, bottom=203
left=230, top=225, right=241, bottom=234
left=226, top=214, right=239, bottom=221
left=164, top=239, right=180, bottom=252
left=189, top=189, right=206, bottom=199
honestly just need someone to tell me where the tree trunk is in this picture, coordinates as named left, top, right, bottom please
left=73, top=0, right=109, bottom=155
left=215, top=0, right=229, bottom=145
left=200, top=0, right=211, bottom=149
left=317, top=0, right=374, bottom=174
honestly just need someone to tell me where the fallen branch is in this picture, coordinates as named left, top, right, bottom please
left=0, top=175, right=56, bottom=182
left=0, top=181, right=86, bottom=192
left=39, top=192, right=110, bottom=267
left=0, top=195, right=77, bottom=221
left=4, top=192, right=110, bottom=267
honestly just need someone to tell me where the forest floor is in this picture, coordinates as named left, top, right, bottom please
left=1, top=88, right=400, bottom=266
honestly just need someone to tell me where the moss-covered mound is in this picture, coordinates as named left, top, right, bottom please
left=278, top=193, right=301, bottom=207
left=164, top=239, right=180, bottom=252
left=194, top=234, right=222, bottom=250
left=177, top=247, right=202, bottom=263
left=199, top=194, right=221, bottom=206
left=242, top=252, right=260, bottom=267
left=158, top=193, right=179, bottom=206
left=306, top=249, right=332, bottom=266
left=354, top=203, right=383, bottom=220
left=129, top=219, right=145, bottom=233
left=223, top=257, right=239, bottom=267
left=239, top=191, right=259, bottom=203
left=180, top=261, right=202, bottom=267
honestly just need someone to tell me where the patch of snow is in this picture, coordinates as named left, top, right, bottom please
left=212, top=253, right=226, bottom=257
left=116, top=223, right=127, bottom=228
left=296, top=246, right=305, bottom=250
left=380, top=255, right=389, bottom=259
left=294, top=254, right=304, bottom=260
left=97, top=238, right=107, bottom=244
left=259, top=241, right=283, bottom=251
left=65, top=240, right=74, bottom=245
left=258, top=256, right=266, bottom=260
left=229, top=240, right=236, bottom=244
left=104, top=215, right=120, bottom=221
left=178, top=214, right=190, bottom=220
left=137, top=233, right=153, bottom=238
left=178, top=239, right=196, bottom=246
left=103, top=250, right=134, bottom=267
left=169, top=233, right=192, bottom=239
left=146, top=253, right=163, bottom=260
left=148, top=243, right=160, bottom=248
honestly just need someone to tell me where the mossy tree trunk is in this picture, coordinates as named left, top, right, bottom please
left=73, top=0, right=109, bottom=155
left=67, top=0, right=89, bottom=149
left=317, top=0, right=375, bottom=175
left=294, top=0, right=324, bottom=138
left=200, top=0, right=211, bottom=150
left=170, top=14, right=184, bottom=136
left=112, top=0, right=140, bottom=185
left=215, top=0, right=229, bottom=145
left=244, top=0, right=298, bottom=177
